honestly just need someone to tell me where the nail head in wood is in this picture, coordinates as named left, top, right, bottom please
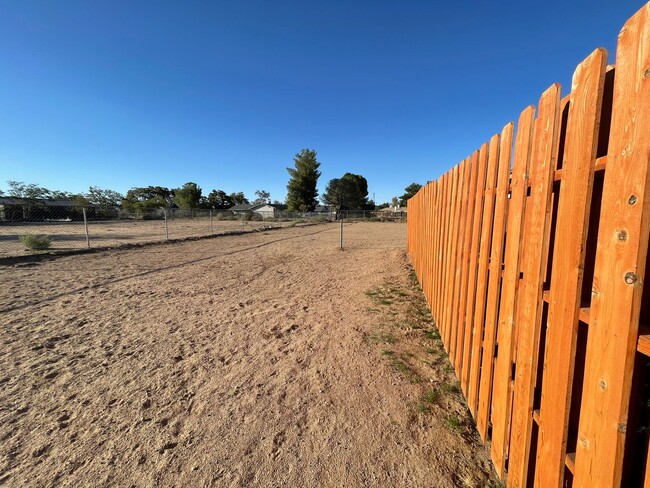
left=624, top=272, right=638, bottom=285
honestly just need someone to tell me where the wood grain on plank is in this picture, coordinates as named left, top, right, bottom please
left=455, top=151, right=481, bottom=376
left=448, top=161, right=467, bottom=352
left=450, top=159, right=471, bottom=363
left=445, top=162, right=462, bottom=353
left=477, top=123, right=514, bottom=440
left=575, top=5, right=650, bottom=486
left=535, top=47, right=607, bottom=488
left=461, top=143, right=490, bottom=395
left=507, top=83, right=561, bottom=488
left=468, top=133, right=501, bottom=415
left=434, top=173, right=448, bottom=330
left=490, top=106, right=535, bottom=478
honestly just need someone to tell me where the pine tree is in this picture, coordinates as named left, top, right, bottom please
left=286, top=149, right=321, bottom=211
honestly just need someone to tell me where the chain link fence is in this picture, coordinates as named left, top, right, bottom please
left=0, top=203, right=406, bottom=258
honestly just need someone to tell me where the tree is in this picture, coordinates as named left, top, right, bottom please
left=86, top=186, right=123, bottom=207
left=253, top=190, right=270, bottom=205
left=7, top=180, right=51, bottom=200
left=173, top=182, right=202, bottom=209
left=399, top=183, right=422, bottom=206
left=391, top=196, right=400, bottom=208
left=229, top=192, right=249, bottom=206
left=6, top=181, right=53, bottom=219
left=205, top=189, right=233, bottom=209
left=286, top=148, right=321, bottom=211
left=322, top=172, right=371, bottom=212
left=122, top=186, right=173, bottom=212
left=322, top=177, right=352, bottom=213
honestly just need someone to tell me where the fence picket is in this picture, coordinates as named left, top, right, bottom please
left=406, top=5, right=650, bottom=485
left=468, top=133, right=502, bottom=415
left=535, top=48, right=607, bottom=488
left=454, top=151, right=480, bottom=376
left=477, top=122, right=514, bottom=440
left=574, top=5, right=650, bottom=486
left=490, top=106, right=535, bottom=477
left=461, top=143, right=490, bottom=395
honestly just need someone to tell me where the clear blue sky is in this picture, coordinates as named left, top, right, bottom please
left=0, top=1, right=639, bottom=204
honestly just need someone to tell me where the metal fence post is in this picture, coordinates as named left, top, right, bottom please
left=209, top=210, right=213, bottom=234
left=163, top=209, right=169, bottom=240
left=339, top=217, right=343, bottom=250
left=82, top=207, right=90, bottom=248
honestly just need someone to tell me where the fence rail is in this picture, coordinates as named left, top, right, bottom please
left=407, top=4, right=650, bottom=487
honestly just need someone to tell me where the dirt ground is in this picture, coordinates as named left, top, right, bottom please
left=0, top=218, right=285, bottom=258
left=0, top=222, right=499, bottom=487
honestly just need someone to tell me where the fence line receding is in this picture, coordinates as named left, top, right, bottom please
left=407, top=4, right=650, bottom=487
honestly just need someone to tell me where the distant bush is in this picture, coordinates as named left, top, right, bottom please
left=242, top=212, right=263, bottom=221
left=19, top=234, right=52, bottom=251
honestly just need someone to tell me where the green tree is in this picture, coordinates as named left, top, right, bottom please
left=205, top=189, right=233, bottom=209
left=253, top=189, right=270, bottom=205
left=122, top=186, right=173, bottom=212
left=173, top=182, right=202, bottom=209
left=86, top=186, right=123, bottom=207
left=286, top=149, right=321, bottom=211
left=7, top=180, right=51, bottom=200
left=391, top=196, right=400, bottom=208
left=322, top=173, right=370, bottom=211
left=6, top=181, right=53, bottom=219
left=229, top=192, right=249, bottom=206
left=399, top=183, right=422, bottom=206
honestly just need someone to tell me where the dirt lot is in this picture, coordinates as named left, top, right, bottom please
left=0, top=218, right=286, bottom=258
left=0, top=222, right=498, bottom=487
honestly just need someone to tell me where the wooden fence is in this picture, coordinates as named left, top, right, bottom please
left=406, top=4, right=650, bottom=487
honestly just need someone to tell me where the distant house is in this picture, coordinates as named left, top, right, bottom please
left=229, top=204, right=257, bottom=215
left=230, top=203, right=288, bottom=219
left=375, top=206, right=407, bottom=220
left=254, top=203, right=288, bottom=219
left=0, top=197, right=99, bottom=222
left=314, top=205, right=333, bottom=213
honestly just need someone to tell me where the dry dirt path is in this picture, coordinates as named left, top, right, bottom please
left=1, top=222, right=498, bottom=487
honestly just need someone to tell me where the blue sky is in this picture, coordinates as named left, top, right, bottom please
left=0, top=1, right=639, bottom=204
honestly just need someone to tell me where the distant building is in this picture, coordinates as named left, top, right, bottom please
left=230, top=203, right=288, bottom=219
left=0, top=197, right=99, bottom=222
left=375, top=206, right=407, bottom=220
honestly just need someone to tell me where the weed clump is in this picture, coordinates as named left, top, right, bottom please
left=19, top=234, right=52, bottom=251
left=446, top=415, right=462, bottom=431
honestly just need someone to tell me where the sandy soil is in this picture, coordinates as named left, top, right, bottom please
left=0, top=222, right=498, bottom=487
left=0, top=218, right=287, bottom=257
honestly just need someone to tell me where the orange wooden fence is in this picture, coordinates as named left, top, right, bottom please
left=406, top=4, right=650, bottom=487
